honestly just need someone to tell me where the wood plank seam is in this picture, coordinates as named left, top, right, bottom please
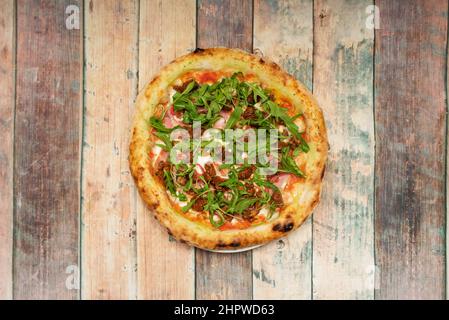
left=446, top=0, right=449, bottom=301
left=372, top=0, right=378, bottom=296
left=0, top=0, right=16, bottom=300
left=133, top=0, right=140, bottom=300
left=79, top=0, right=86, bottom=300
left=11, top=0, right=18, bottom=301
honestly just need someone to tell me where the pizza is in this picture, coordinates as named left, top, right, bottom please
left=129, top=48, right=328, bottom=250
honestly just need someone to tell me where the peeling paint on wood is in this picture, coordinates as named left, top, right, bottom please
left=82, top=0, right=138, bottom=299
left=375, top=0, right=447, bottom=299
left=137, top=0, right=195, bottom=300
left=0, top=0, right=14, bottom=300
left=313, top=0, right=375, bottom=300
left=14, top=0, right=82, bottom=299
left=252, top=0, right=313, bottom=300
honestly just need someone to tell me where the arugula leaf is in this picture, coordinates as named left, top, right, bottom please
left=225, top=105, right=243, bottom=129
left=182, top=199, right=195, bottom=212
left=209, top=210, right=225, bottom=228
left=279, top=147, right=306, bottom=177
left=163, top=171, right=177, bottom=196
left=263, top=101, right=310, bottom=152
left=234, top=198, right=258, bottom=214
left=149, top=116, right=173, bottom=133
left=154, top=132, right=172, bottom=151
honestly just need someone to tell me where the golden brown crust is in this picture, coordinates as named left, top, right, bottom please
left=129, top=48, right=328, bottom=250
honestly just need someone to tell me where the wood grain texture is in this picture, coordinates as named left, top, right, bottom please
left=312, top=0, right=375, bottom=299
left=14, top=0, right=82, bottom=299
left=195, top=0, right=253, bottom=300
left=375, top=0, right=447, bottom=299
left=82, top=0, right=138, bottom=299
left=0, top=0, right=14, bottom=300
left=137, top=0, right=195, bottom=300
left=252, top=0, right=313, bottom=300
left=197, top=0, right=253, bottom=51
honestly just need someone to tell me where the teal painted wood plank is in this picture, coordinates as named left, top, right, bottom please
left=312, top=0, right=375, bottom=299
left=252, top=0, right=313, bottom=300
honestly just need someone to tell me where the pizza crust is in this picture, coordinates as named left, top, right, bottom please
left=129, top=48, right=328, bottom=250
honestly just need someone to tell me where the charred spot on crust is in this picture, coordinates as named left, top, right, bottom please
left=230, top=241, right=240, bottom=247
left=310, top=197, right=319, bottom=208
left=321, top=165, right=326, bottom=180
left=272, top=221, right=294, bottom=233
left=271, top=62, right=281, bottom=70
left=259, top=58, right=265, bottom=64
left=216, top=242, right=227, bottom=248
left=194, top=47, right=205, bottom=53
left=216, top=241, right=241, bottom=248
left=284, top=222, right=294, bottom=231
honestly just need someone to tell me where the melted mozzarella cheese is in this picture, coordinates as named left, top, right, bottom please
left=258, top=207, right=269, bottom=217
left=169, top=194, right=187, bottom=207
left=168, top=88, right=176, bottom=104
left=294, top=117, right=306, bottom=132
left=151, top=140, right=163, bottom=165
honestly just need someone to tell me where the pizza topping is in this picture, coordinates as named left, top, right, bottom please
left=149, top=72, right=309, bottom=229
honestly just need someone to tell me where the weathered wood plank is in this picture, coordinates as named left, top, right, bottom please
left=195, top=0, right=253, bottom=300
left=14, top=0, right=82, bottom=299
left=82, top=0, right=139, bottom=299
left=137, top=0, right=196, bottom=300
left=447, top=10, right=449, bottom=301
left=312, top=0, right=375, bottom=299
left=375, top=0, right=447, bottom=299
left=0, top=0, right=15, bottom=300
left=252, top=0, right=313, bottom=300
left=197, top=0, right=253, bottom=51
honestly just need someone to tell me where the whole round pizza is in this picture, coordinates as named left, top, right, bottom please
left=129, top=48, right=328, bottom=251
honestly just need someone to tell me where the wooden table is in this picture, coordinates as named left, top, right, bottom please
left=0, top=0, right=447, bottom=300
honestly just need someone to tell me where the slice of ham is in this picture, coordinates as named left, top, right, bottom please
left=163, top=105, right=184, bottom=128
left=269, top=173, right=290, bottom=190
left=213, top=110, right=231, bottom=129
left=150, top=141, right=168, bottom=167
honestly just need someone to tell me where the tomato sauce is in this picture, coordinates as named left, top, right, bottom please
left=285, top=174, right=303, bottom=191
left=195, top=71, right=222, bottom=84
left=219, top=220, right=252, bottom=231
